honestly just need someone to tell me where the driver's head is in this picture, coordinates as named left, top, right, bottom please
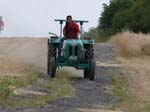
left=66, top=15, right=72, bottom=23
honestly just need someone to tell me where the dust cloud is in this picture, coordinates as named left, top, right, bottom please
left=0, top=38, right=47, bottom=74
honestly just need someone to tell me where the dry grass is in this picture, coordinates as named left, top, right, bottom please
left=118, top=57, right=150, bottom=100
left=116, top=57, right=150, bottom=112
left=0, top=38, right=47, bottom=103
left=109, top=32, right=150, bottom=57
left=109, top=32, right=150, bottom=111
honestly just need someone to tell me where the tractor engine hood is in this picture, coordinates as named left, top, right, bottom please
left=63, top=39, right=83, bottom=61
left=63, top=39, right=83, bottom=48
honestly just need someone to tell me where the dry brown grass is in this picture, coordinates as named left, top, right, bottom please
left=109, top=32, right=150, bottom=57
left=109, top=32, right=150, bottom=111
left=116, top=56, right=150, bottom=112
left=0, top=38, right=48, bottom=101
left=118, top=56, right=150, bottom=100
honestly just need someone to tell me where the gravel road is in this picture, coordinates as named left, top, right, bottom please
left=0, top=43, right=121, bottom=112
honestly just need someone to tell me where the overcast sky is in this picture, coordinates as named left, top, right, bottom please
left=0, top=0, right=110, bottom=37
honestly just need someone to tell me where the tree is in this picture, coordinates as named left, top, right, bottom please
left=83, top=27, right=98, bottom=39
left=128, top=0, right=150, bottom=33
left=99, top=0, right=133, bottom=34
left=99, top=0, right=150, bottom=34
left=85, top=0, right=150, bottom=41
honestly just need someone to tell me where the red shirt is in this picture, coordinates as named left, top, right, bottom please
left=63, top=22, right=80, bottom=39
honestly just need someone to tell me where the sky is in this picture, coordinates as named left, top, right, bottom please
left=0, top=0, right=110, bottom=37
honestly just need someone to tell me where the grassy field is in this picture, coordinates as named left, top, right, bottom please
left=109, top=32, right=150, bottom=112
left=0, top=38, right=75, bottom=107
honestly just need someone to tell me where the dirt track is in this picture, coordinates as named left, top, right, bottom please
left=0, top=38, right=122, bottom=112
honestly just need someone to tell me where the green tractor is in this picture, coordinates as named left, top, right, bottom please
left=47, top=19, right=95, bottom=80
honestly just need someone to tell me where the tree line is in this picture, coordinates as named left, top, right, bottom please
left=83, top=0, right=150, bottom=41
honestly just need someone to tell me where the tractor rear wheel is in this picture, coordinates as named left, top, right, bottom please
left=48, top=57, right=56, bottom=78
left=47, top=42, right=56, bottom=75
left=89, top=59, right=95, bottom=81
left=47, top=46, right=50, bottom=75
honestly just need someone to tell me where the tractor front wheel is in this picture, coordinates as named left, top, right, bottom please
left=83, top=69, right=89, bottom=78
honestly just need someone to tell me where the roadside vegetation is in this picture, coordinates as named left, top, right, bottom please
left=110, top=32, right=150, bottom=112
left=84, top=0, right=150, bottom=42
left=0, top=38, right=75, bottom=107
left=84, top=1, right=150, bottom=110
left=0, top=66, right=75, bottom=107
left=0, top=67, right=41, bottom=105
left=0, top=56, right=75, bottom=107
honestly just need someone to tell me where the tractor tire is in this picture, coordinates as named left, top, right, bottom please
left=49, top=44, right=56, bottom=57
left=89, top=45, right=94, bottom=59
left=83, top=69, right=89, bottom=78
left=89, top=59, right=95, bottom=81
left=48, top=57, right=56, bottom=78
left=84, top=44, right=94, bottom=61
left=47, top=41, right=50, bottom=74
left=47, top=56, right=50, bottom=74
left=47, top=43, right=56, bottom=74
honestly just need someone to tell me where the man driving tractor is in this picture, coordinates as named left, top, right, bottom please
left=63, top=15, right=80, bottom=39
left=48, top=17, right=95, bottom=80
